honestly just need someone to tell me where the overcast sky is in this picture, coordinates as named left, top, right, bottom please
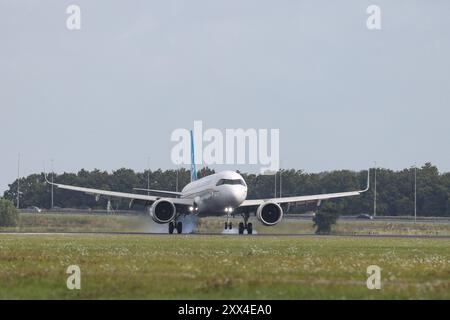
left=1, top=0, right=449, bottom=193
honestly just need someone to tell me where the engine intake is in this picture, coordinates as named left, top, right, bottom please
left=150, top=199, right=176, bottom=224
left=256, top=202, right=283, bottom=226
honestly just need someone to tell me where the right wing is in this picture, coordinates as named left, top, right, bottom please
left=44, top=175, right=193, bottom=207
left=240, top=170, right=370, bottom=208
left=240, top=190, right=365, bottom=207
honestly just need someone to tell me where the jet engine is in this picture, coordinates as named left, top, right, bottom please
left=256, top=202, right=283, bottom=226
left=149, top=199, right=176, bottom=224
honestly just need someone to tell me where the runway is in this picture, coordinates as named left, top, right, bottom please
left=1, top=231, right=449, bottom=239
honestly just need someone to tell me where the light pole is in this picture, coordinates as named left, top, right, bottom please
left=279, top=167, right=282, bottom=198
left=176, top=168, right=179, bottom=192
left=274, top=171, right=277, bottom=198
left=147, top=157, right=150, bottom=196
left=414, top=164, right=417, bottom=223
left=17, top=153, right=20, bottom=209
left=373, top=161, right=377, bottom=217
left=51, top=159, right=54, bottom=209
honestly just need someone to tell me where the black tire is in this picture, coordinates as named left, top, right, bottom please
left=168, top=222, right=174, bottom=234
left=238, top=222, right=244, bottom=234
left=224, top=222, right=228, bottom=230
left=176, top=221, right=183, bottom=234
left=228, top=222, right=232, bottom=230
left=247, top=223, right=253, bottom=235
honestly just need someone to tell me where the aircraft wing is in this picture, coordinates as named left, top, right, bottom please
left=239, top=170, right=370, bottom=207
left=133, top=188, right=183, bottom=197
left=45, top=176, right=193, bottom=206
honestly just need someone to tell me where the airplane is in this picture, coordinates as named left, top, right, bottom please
left=45, top=130, right=370, bottom=234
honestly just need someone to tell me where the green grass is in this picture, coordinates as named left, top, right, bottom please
left=2, top=213, right=450, bottom=236
left=198, top=217, right=450, bottom=236
left=0, top=212, right=151, bottom=233
left=0, top=234, right=448, bottom=299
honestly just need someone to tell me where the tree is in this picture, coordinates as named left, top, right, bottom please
left=2, top=164, right=449, bottom=216
left=0, top=198, right=19, bottom=227
left=313, top=202, right=340, bottom=234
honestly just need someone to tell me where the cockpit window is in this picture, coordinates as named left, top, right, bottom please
left=216, top=179, right=246, bottom=186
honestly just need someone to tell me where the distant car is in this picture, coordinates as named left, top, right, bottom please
left=23, top=206, right=42, bottom=213
left=357, top=214, right=373, bottom=220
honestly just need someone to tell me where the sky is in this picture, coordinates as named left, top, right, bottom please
left=1, top=0, right=449, bottom=193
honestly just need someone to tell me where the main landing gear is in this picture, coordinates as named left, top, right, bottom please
left=238, top=221, right=253, bottom=235
left=238, top=212, right=253, bottom=235
left=168, top=220, right=183, bottom=234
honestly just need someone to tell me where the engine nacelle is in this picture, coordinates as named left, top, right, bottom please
left=256, top=202, right=283, bottom=226
left=149, top=199, right=176, bottom=224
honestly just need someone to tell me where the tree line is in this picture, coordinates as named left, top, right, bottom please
left=2, top=163, right=449, bottom=216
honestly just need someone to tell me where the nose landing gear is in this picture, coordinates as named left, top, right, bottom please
left=223, top=209, right=233, bottom=230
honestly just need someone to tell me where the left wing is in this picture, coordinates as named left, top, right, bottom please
left=44, top=175, right=193, bottom=206
left=239, top=170, right=370, bottom=207
left=133, top=188, right=182, bottom=197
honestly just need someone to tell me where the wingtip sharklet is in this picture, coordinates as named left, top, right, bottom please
left=43, top=171, right=55, bottom=186
left=360, top=169, right=370, bottom=193
left=43, top=172, right=50, bottom=184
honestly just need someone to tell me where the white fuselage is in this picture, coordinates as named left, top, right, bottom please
left=180, top=171, right=247, bottom=215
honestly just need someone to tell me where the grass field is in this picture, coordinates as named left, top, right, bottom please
left=197, top=216, right=450, bottom=236
left=0, top=234, right=448, bottom=299
left=2, top=212, right=450, bottom=236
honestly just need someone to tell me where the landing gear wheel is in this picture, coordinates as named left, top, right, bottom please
left=238, top=212, right=251, bottom=235
left=224, top=222, right=228, bottom=230
left=168, top=222, right=174, bottom=234
left=238, top=222, right=244, bottom=234
left=228, top=222, right=232, bottom=230
left=176, top=221, right=183, bottom=234
left=247, top=223, right=253, bottom=235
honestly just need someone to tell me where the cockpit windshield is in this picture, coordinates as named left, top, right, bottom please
left=216, top=179, right=246, bottom=187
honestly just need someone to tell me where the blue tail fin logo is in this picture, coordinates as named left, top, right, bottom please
left=190, top=130, right=198, bottom=182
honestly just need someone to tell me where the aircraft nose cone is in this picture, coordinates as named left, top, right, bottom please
left=226, top=185, right=247, bottom=207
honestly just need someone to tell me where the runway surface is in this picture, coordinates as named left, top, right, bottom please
left=1, top=231, right=449, bottom=239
